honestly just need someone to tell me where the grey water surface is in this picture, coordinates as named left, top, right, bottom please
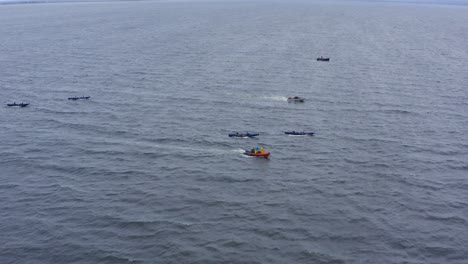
left=1, top=1, right=467, bottom=263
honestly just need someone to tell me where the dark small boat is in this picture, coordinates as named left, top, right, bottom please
left=285, top=131, right=315, bottom=136
left=317, top=57, right=330, bottom=62
left=287, top=96, right=305, bottom=103
left=7, top=102, right=29, bottom=107
left=68, top=96, right=90, bottom=101
left=229, top=132, right=259, bottom=138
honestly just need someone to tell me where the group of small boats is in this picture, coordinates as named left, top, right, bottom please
left=6, top=96, right=90, bottom=107
left=287, top=56, right=330, bottom=104
left=229, top=131, right=314, bottom=138
left=230, top=130, right=315, bottom=158
left=271, top=58, right=326, bottom=156
left=232, top=79, right=323, bottom=158
left=286, top=57, right=328, bottom=104
left=9, top=89, right=315, bottom=160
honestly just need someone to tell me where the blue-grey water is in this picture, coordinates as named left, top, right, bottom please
left=1, top=1, right=468, bottom=263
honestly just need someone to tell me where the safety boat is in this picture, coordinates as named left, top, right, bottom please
left=244, top=147, right=270, bottom=158
left=317, top=56, right=330, bottom=61
left=285, top=131, right=315, bottom=136
left=68, top=96, right=90, bottom=100
left=7, top=102, right=29, bottom=107
left=229, top=132, right=259, bottom=138
left=287, top=96, right=305, bottom=103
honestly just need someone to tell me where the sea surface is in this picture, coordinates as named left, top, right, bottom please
left=1, top=1, right=467, bottom=263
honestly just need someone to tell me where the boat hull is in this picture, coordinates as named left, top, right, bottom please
left=229, top=132, right=259, bottom=138
left=68, top=96, right=90, bottom=100
left=7, top=103, right=29, bottom=107
left=244, top=151, right=270, bottom=158
left=285, top=131, right=314, bottom=136
left=287, top=98, right=305, bottom=103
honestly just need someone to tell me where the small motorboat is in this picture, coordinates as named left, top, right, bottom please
left=7, top=102, right=29, bottom=107
left=287, top=96, right=305, bottom=103
left=68, top=96, right=90, bottom=101
left=229, top=132, right=259, bottom=138
left=244, top=149, right=270, bottom=158
left=317, top=57, right=330, bottom=61
left=285, top=131, right=315, bottom=136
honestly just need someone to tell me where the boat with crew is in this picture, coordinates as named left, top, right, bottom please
left=317, top=56, right=330, bottom=61
left=68, top=96, right=90, bottom=101
left=7, top=102, right=29, bottom=107
left=285, top=131, right=315, bottom=136
left=287, top=96, right=305, bottom=103
left=244, top=147, right=270, bottom=158
left=229, top=132, right=259, bottom=138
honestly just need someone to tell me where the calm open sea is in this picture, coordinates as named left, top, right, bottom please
left=1, top=1, right=467, bottom=263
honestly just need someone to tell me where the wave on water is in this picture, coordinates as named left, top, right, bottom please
left=261, top=95, right=288, bottom=102
left=1, top=2, right=468, bottom=264
left=222, top=92, right=288, bottom=102
left=233, top=148, right=246, bottom=153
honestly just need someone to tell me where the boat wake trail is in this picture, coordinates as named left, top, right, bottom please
left=261, top=95, right=288, bottom=102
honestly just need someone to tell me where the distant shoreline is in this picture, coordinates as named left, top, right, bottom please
left=360, top=0, right=468, bottom=6
left=1, top=0, right=468, bottom=6
left=0, top=0, right=147, bottom=5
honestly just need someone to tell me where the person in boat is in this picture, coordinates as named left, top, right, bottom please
left=260, top=147, right=264, bottom=153
left=236, top=132, right=239, bottom=136
left=255, top=147, right=260, bottom=153
left=251, top=148, right=255, bottom=153
left=292, top=130, right=295, bottom=134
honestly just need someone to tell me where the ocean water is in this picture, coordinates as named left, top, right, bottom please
left=1, top=1, right=467, bottom=263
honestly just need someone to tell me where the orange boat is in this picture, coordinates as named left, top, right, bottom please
left=244, top=149, right=270, bottom=158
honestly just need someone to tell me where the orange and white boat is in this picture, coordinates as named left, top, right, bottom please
left=244, top=148, right=270, bottom=158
